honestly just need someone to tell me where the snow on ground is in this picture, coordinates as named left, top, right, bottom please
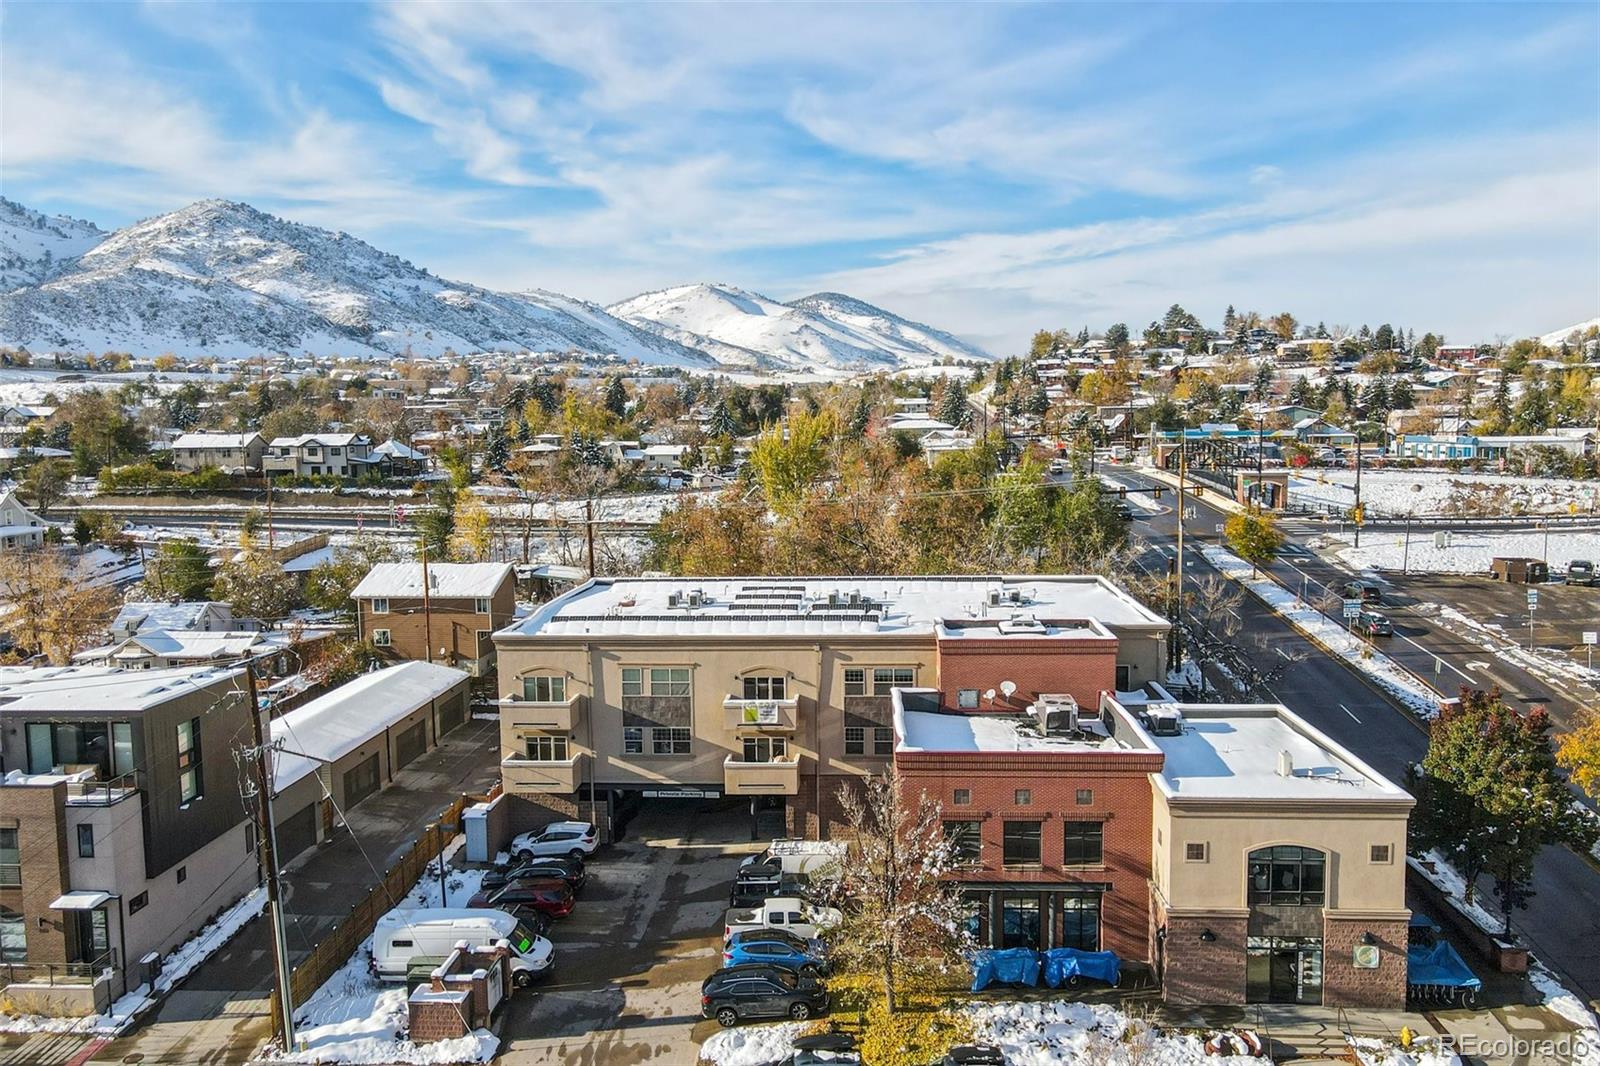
left=1420, top=602, right=1600, bottom=689
left=1198, top=542, right=1441, bottom=717
left=1290, top=470, right=1600, bottom=518
left=968, top=1001, right=1263, bottom=1066
left=265, top=838, right=494, bottom=1064
left=0, top=887, right=265, bottom=1034
left=698, top=1021, right=810, bottom=1065
left=1316, top=527, right=1600, bottom=576
left=1352, top=1036, right=1462, bottom=1066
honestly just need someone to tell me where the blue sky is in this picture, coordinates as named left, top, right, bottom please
left=2, top=1, right=1596, bottom=353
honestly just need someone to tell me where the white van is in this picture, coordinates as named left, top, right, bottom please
left=739, top=839, right=846, bottom=877
left=369, top=908, right=553, bottom=987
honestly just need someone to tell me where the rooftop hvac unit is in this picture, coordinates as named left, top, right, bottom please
left=827, top=590, right=842, bottom=607
left=1031, top=695, right=1079, bottom=736
left=1144, top=705, right=1184, bottom=736
left=1276, top=750, right=1295, bottom=777
left=1006, top=588, right=1024, bottom=604
left=848, top=590, right=862, bottom=606
left=988, top=589, right=1003, bottom=607
left=667, top=591, right=682, bottom=608
left=687, top=590, right=704, bottom=608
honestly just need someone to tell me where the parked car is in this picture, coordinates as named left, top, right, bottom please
left=935, top=1047, right=1006, bottom=1066
left=724, top=928, right=830, bottom=976
left=757, top=1033, right=861, bottom=1066
left=483, top=857, right=587, bottom=894
left=1112, top=502, right=1134, bottom=522
left=1343, top=581, right=1382, bottom=604
left=731, top=874, right=811, bottom=909
left=724, top=896, right=842, bottom=943
left=700, top=966, right=829, bottom=1027
left=739, top=840, right=846, bottom=878
left=1356, top=610, right=1393, bottom=637
left=1568, top=559, right=1595, bottom=586
left=509, top=821, right=599, bottom=862
left=369, top=908, right=553, bottom=988
left=467, top=878, right=575, bottom=920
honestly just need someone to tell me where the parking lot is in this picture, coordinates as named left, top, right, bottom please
left=495, top=799, right=759, bottom=1064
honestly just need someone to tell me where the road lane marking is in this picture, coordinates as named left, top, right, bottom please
left=1340, top=704, right=1361, bottom=723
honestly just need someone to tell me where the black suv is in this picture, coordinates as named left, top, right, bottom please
left=701, top=965, right=828, bottom=1027
left=758, top=1034, right=861, bottom=1066
left=483, top=857, right=587, bottom=894
left=936, top=1047, right=1006, bottom=1066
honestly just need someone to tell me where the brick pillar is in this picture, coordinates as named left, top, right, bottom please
left=1322, top=914, right=1410, bottom=1009
left=1160, top=907, right=1249, bottom=1005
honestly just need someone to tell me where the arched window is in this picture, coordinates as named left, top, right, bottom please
left=1248, top=846, right=1326, bottom=906
left=0, top=906, right=25, bottom=962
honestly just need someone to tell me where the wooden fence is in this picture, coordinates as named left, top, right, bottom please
left=270, top=789, right=492, bottom=1039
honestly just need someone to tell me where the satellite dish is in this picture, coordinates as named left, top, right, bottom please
left=999, top=680, right=1017, bottom=698
left=984, top=689, right=996, bottom=701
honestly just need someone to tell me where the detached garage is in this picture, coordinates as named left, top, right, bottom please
left=271, top=662, right=473, bottom=863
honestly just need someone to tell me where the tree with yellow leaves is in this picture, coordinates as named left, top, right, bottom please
left=448, top=487, right=494, bottom=561
left=1556, top=712, right=1600, bottom=804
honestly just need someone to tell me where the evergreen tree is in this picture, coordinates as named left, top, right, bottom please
left=706, top=401, right=738, bottom=439
left=1252, top=360, right=1276, bottom=400
left=1373, top=324, right=1395, bottom=352
left=936, top=383, right=971, bottom=429
left=603, top=376, right=628, bottom=418
left=1289, top=376, right=1318, bottom=409
left=530, top=379, right=559, bottom=414
left=1104, top=323, right=1130, bottom=352
left=483, top=423, right=510, bottom=472
left=1223, top=305, right=1237, bottom=331
left=845, top=394, right=872, bottom=441
left=1390, top=378, right=1415, bottom=410
left=1025, top=385, right=1050, bottom=416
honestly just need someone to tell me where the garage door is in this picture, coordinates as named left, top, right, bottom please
left=276, top=803, right=318, bottom=864
left=394, top=720, right=428, bottom=771
left=343, top=753, right=381, bottom=808
left=436, top=693, right=466, bottom=737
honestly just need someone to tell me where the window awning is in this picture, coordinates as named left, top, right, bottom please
left=50, top=890, right=112, bottom=910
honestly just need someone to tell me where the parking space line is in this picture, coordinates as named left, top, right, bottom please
left=1339, top=704, right=1361, bottom=723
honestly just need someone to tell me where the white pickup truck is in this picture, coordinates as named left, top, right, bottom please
left=723, top=897, right=842, bottom=944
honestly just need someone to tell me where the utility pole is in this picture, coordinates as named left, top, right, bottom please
left=1173, top=434, right=1187, bottom=671
left=266, top=473, right=275, bottom=551
left=420, top=536, right=434, bottom=665
left=585, top=498, right=596, bottom=578
left=1353, top=434, right=1363, bottom=548
left=1402, top=517, right=1411, bottom=575
left=245, top=664, right=296, bottom=1053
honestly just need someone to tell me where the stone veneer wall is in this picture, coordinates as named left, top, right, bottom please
left=1322, top=914, right=1410, bottom=1009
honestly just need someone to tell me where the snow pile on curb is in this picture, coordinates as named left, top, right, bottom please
left=1197, top=543, right=1440, bottom=717
left=968, top=1000, right=1262, bottom=1065
left=1352, top=1036, right=1461, bottom=1066
left=263, top=838, right=494, bottom=1064
left=699, top=1021, right=810, bottom=1065
left=0, top=886, right=266, bottom=1035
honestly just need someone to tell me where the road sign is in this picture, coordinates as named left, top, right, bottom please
left=1584, top=632, right=1598, bottom=645
left=1215, top=523, right=1224, bottom=533
left=1342, top=599, right=1362, bottom=619
left=1527, top=588, right=1538, bottom=608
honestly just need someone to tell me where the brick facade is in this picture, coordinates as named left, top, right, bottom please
left=1155, top=893, right=1249, bottom=1006
left=358, top=576, right=515, bottom=676
left=407, top=944, right=512, bottom=1044
left=934, top=634, right=1117, bottom=713
left=0, top=782, right=73, bottom=968
left=1322, top=914, right=1410, bottom=1009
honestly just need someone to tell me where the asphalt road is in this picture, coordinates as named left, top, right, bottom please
left=1102, top=464, right=1600, bottom=1005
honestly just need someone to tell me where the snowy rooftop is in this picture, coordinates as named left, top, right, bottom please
left=172, top=432, right=260, bottom=449
left=1111, top=701, right=1412, bottom=804
left=270, top=662, right=469, bottom=790
left=0, top=664, right=243, bottom=712
left=352, top=562, right=513, bottom=600
left=112, top=601, right=233, bottom=635
left=895, top=707, right=1131, bottom=754
left=502, top=575, right=1167, bottom=640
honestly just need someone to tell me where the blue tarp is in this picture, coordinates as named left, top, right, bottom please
left=970, top=948, right=1042, bottom=991
left=1407, top=941, right=1482, bottom=991
left=1041, top=948, right=1121, bottom=988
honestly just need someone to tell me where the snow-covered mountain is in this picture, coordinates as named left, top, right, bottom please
left=0, top=199, right=711, bottom=365
left=1541, top=317, right=1600, bottom=348
left=0, top=198, right=106, bottom=290
left=608, top=283, right=992, bottom=372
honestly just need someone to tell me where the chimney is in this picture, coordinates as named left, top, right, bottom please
left=1276, top=750, right=1295, bottom=777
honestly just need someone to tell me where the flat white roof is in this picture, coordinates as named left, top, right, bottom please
left=0, top=664, right=243, bottom=712
left=352, top=562, right=512, bottom=600
left=502, top=575, right=1166, bottom=640
left=270, top=662, right=468, bottom=790
left=1124, top=702, right=1411, bottom=803
left=896, top=708, right=1128, bottom=753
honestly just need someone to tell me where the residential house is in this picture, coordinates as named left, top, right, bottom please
left=0, top=490, right=48, bottom=552
left=169, top=432, right=266, bottom=473
left=0, top=666, right=260, bottom=1015
left=108, top=602, right=243, bottom=642
left=262, top=433, right=374, bottom=478
left=351, top=563, right=517, bottom=678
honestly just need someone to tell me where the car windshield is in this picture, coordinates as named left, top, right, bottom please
left=772, top=970, right=798, bottom=990
left=509, top=923, right=538, bottom=954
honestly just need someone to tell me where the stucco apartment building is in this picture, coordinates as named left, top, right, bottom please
left=0, top=666, right=260, bottom=1016
left=170, top=432, right=266, bottom=473
left=262, top=433, right=373, bottom=478
left=352, top=563, right=517, bottom=679
left=489, top=575, right=1170, bottom=837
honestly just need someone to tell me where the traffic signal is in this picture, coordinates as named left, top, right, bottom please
left=1352, top=503, right=1365, bottom=525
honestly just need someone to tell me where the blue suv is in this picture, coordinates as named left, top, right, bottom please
left=723, top=929, right=830, bottom=976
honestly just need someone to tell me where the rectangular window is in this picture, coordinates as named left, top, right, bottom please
left=372, top=629, right=392, bottom=647
left=474, top=598, right=491, bottom=615
left=650, top=668, right=690, bottom=697
left=1064, top=822, right=1104, bottom=867
left=522, top=676, right=567, bottom=702
left=524, top=735, right=569, bottom=761
left=1013, top=788, right=1032, bottom=806
left=741, top=736, right=787, bottom=763
left=1060, top=894, right=1101, bottom=951
left=944, top=820, right=982, bottom=865
left=622, top=668, right=643, bottom=697
left=128, top=891, right=148, bottom=916
left=872, top=667, right=915, bottom=696
left=957, top=688, right=979, bottom=709
left=843, top=726, right=864, bottom=755
left=371, top=597, right=389, bottom=614
left=741, top=676, right=786, bottom=701
left=1115, top=665, right=1133, bottom=690
left=0, top=828, right=18, bottom=887
left=176, top=716, right=203, bottom=804
left=1002, top=821, right=1042, bottom=867
left=843, top=668, right=866, bottom=697
left=1369, top=844, right=1392, bottom=864
left=651, top=727, right=691, bottom=755
left=873, top=727, right=894, bottom=756
left=1075, top=788, right=1094, bottom=806
left=176, top=866, right=187, bottom=884
left=77, top=824, right=95, bottom=859
left=622, top=726, right=643, bottom=755
left=1185, top=842, right=1208, bottom=862
left=953, top=788, right=971, bottom=806
left=0, top=909, right=24, bottom=962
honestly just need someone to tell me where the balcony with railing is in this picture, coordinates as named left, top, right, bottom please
left=722, top=695, right=799, bottom=732
left=0, top=949, right=120, bottom=1016
left=496, top=693, right=583, bottom=733
left=723, top=754, right=800, bottom=795
left=500, top=753, right=586, bottom=794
